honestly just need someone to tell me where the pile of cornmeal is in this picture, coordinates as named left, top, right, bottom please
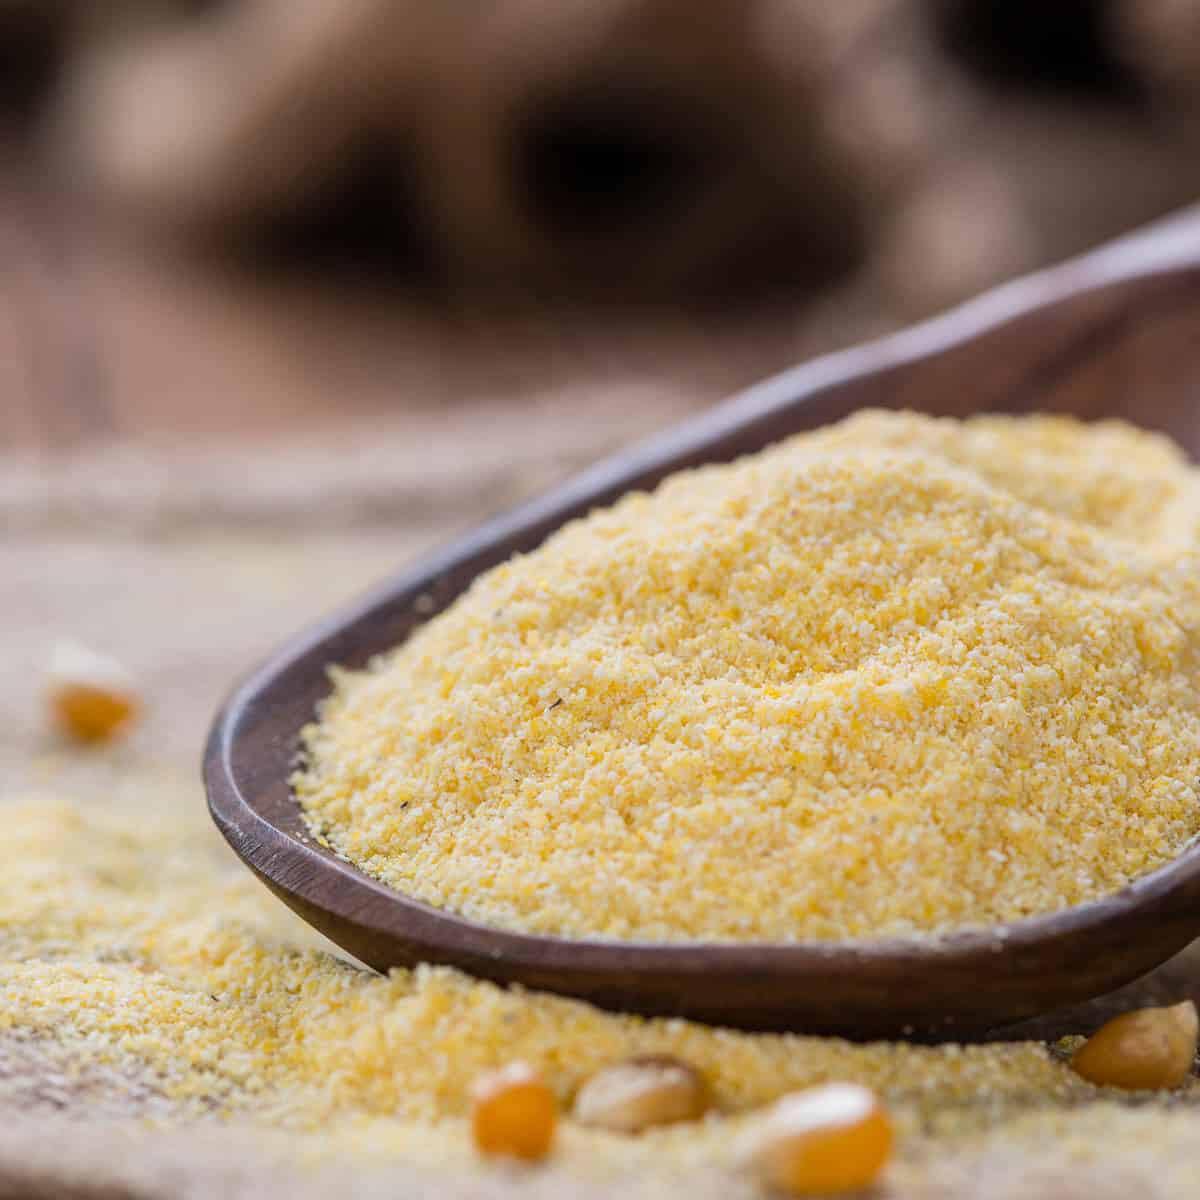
left=297, top=411, right=1200, bottom=941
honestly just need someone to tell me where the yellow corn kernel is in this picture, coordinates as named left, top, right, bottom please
left=744, top=1083, right=894, bottom=1196
left=46, top=640, right=140, bottom=743
left=572, top=1054, right=710, bottom=1133
left=471, top=1062, right=557, bottom=1161
left=1070, top=1000, right=1198, bottom=1090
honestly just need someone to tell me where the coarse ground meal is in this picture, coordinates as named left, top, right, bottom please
left=295, top=410, right=1200, bottom=942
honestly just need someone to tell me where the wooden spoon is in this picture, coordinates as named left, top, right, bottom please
left=205, top=207, right=1200, bottom=1039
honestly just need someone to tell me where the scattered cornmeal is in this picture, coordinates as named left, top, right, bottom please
left=471, top=1061, right=558, bottom=1160
left=743, top=1083, right=894, bottom=1196
left=46, top=639, right=140, bottom=743
left=1070, top=1001, right=1199, bottom=1091
left=296, top=411, right=1200, bottom=942
left=573, top=1055, right=710, bottom=1133
left=1, top=795, right=1097, bottom=1129
left=8, top=792, right=1192, bottom=1190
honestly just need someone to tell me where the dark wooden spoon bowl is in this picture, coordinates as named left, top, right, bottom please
left=205, top=207, right=1200, bottom=1039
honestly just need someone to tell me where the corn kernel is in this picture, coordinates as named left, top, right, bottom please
left=1070, top=1001, right=1198, bottom=1090
left=573, top=1055, right=710, bottom=1133
left=471, top=1061, right=557, bottom=1161
left=46, top=640, right=140, bottom=743
left=744, top=1083, right=894, bottom=1196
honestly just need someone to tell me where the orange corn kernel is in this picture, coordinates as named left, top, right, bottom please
left=471, top=1062, right=557, bottom=1161
left=47, top=641, right=140, bottom=743
left=1070, top=1001, right=1198, bottom=1091
left=745, top=1083, right=894, bottom=1196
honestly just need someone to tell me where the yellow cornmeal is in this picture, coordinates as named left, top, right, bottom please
left=296, top=411, right=1200, bottom=942
left=0, top=790, right=1102, bottom=1160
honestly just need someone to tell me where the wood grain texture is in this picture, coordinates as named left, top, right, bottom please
left=204, top=208, right=1200, bottom=1040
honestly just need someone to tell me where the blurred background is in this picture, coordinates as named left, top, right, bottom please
left=4, top=0, right=1200, bottom=452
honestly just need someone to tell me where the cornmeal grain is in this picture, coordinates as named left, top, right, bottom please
left=296, top=412, right=1200, bottom=941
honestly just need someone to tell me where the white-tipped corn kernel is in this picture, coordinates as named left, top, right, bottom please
left=471, top=1061, right=557, bottom=1161
left=1070, top=1001, right=1198, bottom=1091
left=573, top=1055, right=710, bottom=1133
left=46, top=640, right=140, bottom=743
left=743, top=1083, right=894, bottom=1196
